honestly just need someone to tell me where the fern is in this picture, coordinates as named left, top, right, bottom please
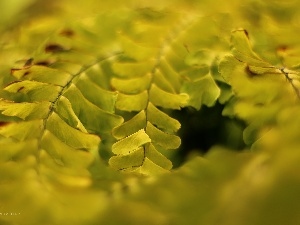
left=0, top=6, right=221, bottom=223
left=2, top=1, right=300, bottom=225
left=219, top=29, right=300, bottom=144
left=0, top=9, right=221, bottom=177
left=106, top=9, right=220, bottom=174
left=0, top=14, right=127, bottom=224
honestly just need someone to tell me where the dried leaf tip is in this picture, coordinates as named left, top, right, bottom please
left=45, top=43, right=67, bottom=53
left=60, top=29, right=75, bottom=38
left=232, top=28, right=249, bottom=39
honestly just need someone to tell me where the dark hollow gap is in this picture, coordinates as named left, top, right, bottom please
left=172, top=102, right=246, bottom=166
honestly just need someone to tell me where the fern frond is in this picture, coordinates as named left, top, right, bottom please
left=109, top=10, right=220, bottom=175
left=108, top=11, right=185, bottom=174
left=219, top=30, right=300, bottom=144
left=0, top=17, right=125, bottom=224
left=0, top=16, right=133, bottom=205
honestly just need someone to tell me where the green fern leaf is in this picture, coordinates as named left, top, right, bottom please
left=146, top=122, right=181, bottom=149
left=147, top=102, right=180, bottom=133
left=149, top=84, right=189, bottom=109
left=109, top=147, right=144, bottom=170
left=134, top=157, right=170, bottom=175
left=46, top=112, right=100, bottom=149
left=112, top=111, right=146, bottom=139
left=63, top=84, right=123, bottom=134
left=0, top=15, right=127, bottom=224
left=219, top=29, right=300, bottom=144
left=0, top=120, right=42, bottom=141
left=12, top=65, right=72, bottom=85
left=112, top=129, right=151, bottom=155
left=108, top=10, right=189, bottom=174
left=116, top=91, right=148, bottom=112
left=4, top=80, right=61, bottom=102
left=181, top=75, right=220, bottom=109
left=0, top=99, right=50, bottom=120
left=109, top=9, right=221, bottom=174
left=55, top=96, right=88, bottom=133
left=181, top=50, right=221, bottom=109
left=111, top=74, right=152, bottom=94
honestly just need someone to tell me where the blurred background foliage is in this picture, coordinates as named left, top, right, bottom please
left=1, top=0, right=300, bottom=224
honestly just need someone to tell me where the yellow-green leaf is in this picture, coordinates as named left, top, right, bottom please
left=146, top=122, right=181, bottom=149
left=46, top=112, right=100, bottom=150
left=0, top=120, right=43, bottom=141
left=112, top=110, right=146, bottom=139
left=4, top=80, right=61, bottom=102
left=147, top=103, right=180, bottom=133
left=115, top=91, right=148, bottom=112
left=146, top=143, right=172, bottom=170
left=0, top=100, right=50, bottom=120
left=112, top=129, right=150, bottom=155
left=111, top=74, right=151, bottom=94
left=63, top=84, right=124, bottom=134
left=109, top=147, right=144, bottom=170
left=55, top=96, right=88, bottom=133
left=11, top=66, right=72, bottom=86
left=149, top=84, right=188, bottom=109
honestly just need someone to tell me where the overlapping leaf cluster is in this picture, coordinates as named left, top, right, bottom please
left=0, top=4, right=222, bottom=181
left=0, top=2, right=222, bottom=224
left=109, top=9, right=220, bottom=174
left=219, top=30, right=300, bottom=144
left=0, top=12, right=128, bottom=225
left=1, top=0, right=300, bottom=225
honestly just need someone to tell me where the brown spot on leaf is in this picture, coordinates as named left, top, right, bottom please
left=0, top=121, right=10, bottom=127
left=110, top=85, right=116, bottom=91
left=23, top=71, right=30, bottom=77
left=183, top=44, right=190, bottom=53
left=233, top=29, right=250, bottom=39
left=277, top=45, right=288, bottom=52
left=243, top=29, right=249, bottom=39
left=255, top=103, right=264, bottom=107
left=60, top=29, right=75, bottom=38
left=35, top=60, right=51, bottom=66
left=45, top=44, right=66, bottom=53
left=245, top=65, right=256, bottom=77
left=17, top=86, right=25, bottom=92
left=10, top=68, right=21, bottom=75
left=10, top=58, right=34, bottom=75
left=24, top=58, right=34, bottom=67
